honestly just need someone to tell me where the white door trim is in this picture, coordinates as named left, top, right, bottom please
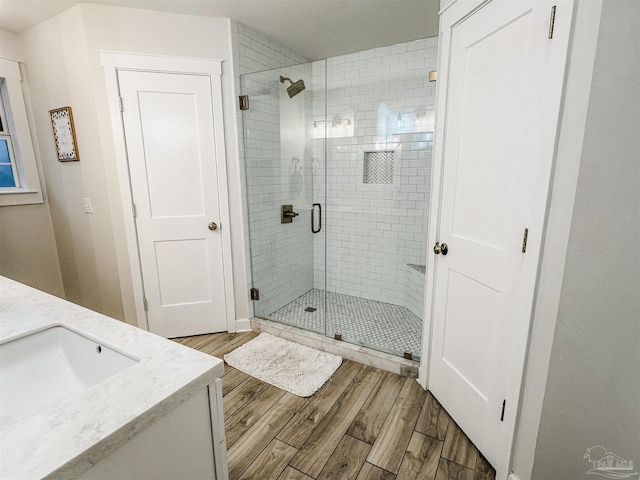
left=100, top=51, right=236, bottom=333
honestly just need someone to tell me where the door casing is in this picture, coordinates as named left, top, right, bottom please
left=100, top=52, right=236, bottom=333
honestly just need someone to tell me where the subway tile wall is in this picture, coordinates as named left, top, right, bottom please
left=235, top=27, right=438, bottom=322
left=242, top=65, right=316, bottom=317
left=232, top=22, right=309, bottom=76
left=312, top=37, right=437, bottom=311
left=405, top=264, right=427, bottom=320
left=232, top=23, right=312, bottom=316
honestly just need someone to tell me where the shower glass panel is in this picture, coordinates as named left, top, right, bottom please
left=321, top=52, right=434, bottom=361
left=242, top=38, right=435, bottom=361
left=241, top=62, right=327, bottom=335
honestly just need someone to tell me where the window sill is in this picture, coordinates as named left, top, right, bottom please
left=0, top=189, right=44, bottom=206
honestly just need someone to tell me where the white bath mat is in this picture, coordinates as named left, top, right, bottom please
left=224, top=333, right=342, bottom=397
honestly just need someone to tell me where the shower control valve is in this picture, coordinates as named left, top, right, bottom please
left=281, top=205, right=299, bottom=224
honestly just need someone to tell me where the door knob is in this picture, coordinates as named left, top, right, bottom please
left=434, top=242, right=448, bottom=255
left=208, top=222, right=218, bottom=231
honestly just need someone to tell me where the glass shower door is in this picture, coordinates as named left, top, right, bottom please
left=241, top=62, right=327, bottom=335
left=241, top=47, right=432, bottom=361
left=321, top=53, right=433, bottom=360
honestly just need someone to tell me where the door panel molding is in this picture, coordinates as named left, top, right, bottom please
left=100, top=52, right=236, bottom=334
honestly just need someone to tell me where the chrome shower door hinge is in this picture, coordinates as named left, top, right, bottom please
left=239, top=95, right=249, bottom=110
left=250, top=288, right=260, bottom=300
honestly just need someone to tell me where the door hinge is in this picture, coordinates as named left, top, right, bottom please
left=132, top=203, right=137, bottom=218
left=521, top=228, right=529, bottom=253
left=501, top=399, right=506, bottom=421
left=143, top=297, right=148, bottom=311
left=118, top=96, right=124, bottom=112
left=429, top=70, right=437, bottom=82
left=548, top=5, right=556, bottom=39
left=239, top=95, right=249, bottom=110
left=250, top=287, right=260, bottom=300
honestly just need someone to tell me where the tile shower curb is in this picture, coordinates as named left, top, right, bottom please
left=250, top=318, right=419, bottom=378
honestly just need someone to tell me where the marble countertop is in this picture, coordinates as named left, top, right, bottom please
left=0, top=276, right=224, bottom=479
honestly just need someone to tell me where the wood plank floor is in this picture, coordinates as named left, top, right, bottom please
left=174, top=332, right=496, bottom=480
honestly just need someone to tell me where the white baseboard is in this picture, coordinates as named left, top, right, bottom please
left=234, top=318, right=251, bottom=332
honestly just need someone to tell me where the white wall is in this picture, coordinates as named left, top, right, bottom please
left=530, top=0, right=640, bottom=477
left=18, top=5, right=247, bottom=324
left=0, top=29, right=64, bottom=296
left=0, top=30, right=22, bottom=60
left=513, top=0, right=640, bottom=478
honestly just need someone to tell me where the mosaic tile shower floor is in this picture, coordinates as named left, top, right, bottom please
left=266, top=289, right=422, bottom=360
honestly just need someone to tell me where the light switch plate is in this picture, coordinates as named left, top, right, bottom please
left=82, top=197, right=94, bottom=214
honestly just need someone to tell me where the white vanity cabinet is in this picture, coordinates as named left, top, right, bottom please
left=77, top=380, right=228, bottom=480
left=0, top=277, right=228, bottom=480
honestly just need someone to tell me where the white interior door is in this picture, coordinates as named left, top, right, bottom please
left=118, top=70, right=227, bottom=338
left=428, top=0, right=572, bottom=473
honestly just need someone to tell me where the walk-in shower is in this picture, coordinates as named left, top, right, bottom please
left=241, top=38, right=437, bottom=360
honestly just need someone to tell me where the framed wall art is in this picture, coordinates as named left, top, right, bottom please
left=49, top=106, right=79, bottom=161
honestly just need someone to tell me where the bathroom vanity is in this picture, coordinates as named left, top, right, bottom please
left=0, top=276, right=227, bottom=479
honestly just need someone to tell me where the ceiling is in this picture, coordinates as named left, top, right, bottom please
left=0, top=0, right=440, bottom=60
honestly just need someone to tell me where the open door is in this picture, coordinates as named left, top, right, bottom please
left=426, top=0, right=573, bottom=475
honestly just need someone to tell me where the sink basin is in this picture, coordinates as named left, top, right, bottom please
left=0, top=326, right=138, bottom=428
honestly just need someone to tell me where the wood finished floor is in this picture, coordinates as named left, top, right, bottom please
left=174, top=332, right=496, bottom=480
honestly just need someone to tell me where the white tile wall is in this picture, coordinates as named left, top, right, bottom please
left=312, top=37, right=437, bottom=313
left=232, top=22, right=308, bottom=76
left=242, top=68, right=315, bottom=316
left=405, top=264, right=427, bottom=320
left=232, top=23, right=312, bottom=315
left=237, top=32, right=438, bottom=323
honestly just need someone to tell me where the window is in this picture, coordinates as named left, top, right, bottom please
left=0, top=57, right=43, bottom=206
left=0, top=86, right=20, bottom=188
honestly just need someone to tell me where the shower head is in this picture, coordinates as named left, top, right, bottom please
left=280, top=76, right=306, bottom=98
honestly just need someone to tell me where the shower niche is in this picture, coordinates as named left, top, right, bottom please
left=241, top=38, right=437, bottom=361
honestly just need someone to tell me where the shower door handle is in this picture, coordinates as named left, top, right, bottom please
left=311, top=203, right=322, bottom=233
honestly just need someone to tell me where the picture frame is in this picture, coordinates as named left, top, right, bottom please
left=49, top=106, right=79, bottom=161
